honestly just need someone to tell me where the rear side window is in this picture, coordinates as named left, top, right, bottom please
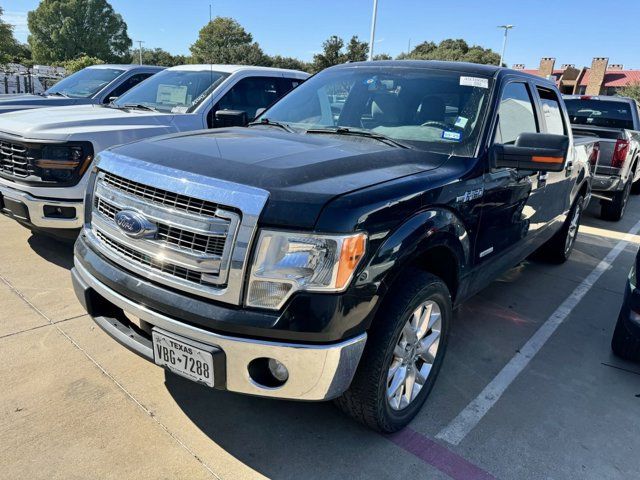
left=537, top=87, right=566, bottom=135
left=103, top=73, right=154, bottom=103
left=494, top=82, right=538, bottom=145
left=564, top=99, right=634, bottom=129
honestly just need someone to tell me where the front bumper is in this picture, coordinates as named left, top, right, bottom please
left=71, top=257, right=367, bottom=401
left=0, top=181, right=83, bottom=230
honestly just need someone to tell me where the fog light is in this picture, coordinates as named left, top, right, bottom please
left=268, top=358, right=289, bottom=382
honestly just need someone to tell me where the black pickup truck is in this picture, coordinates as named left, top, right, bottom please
left=72, top=61, right=596, bottom=432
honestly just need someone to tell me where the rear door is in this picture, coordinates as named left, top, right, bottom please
left=532, top=84, right=572, bottom=224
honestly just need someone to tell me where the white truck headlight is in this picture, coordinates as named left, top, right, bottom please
left=246, top=230, right=367, bottom=310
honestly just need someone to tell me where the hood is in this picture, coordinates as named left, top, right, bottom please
left=110, top=127, right=451, bottom=228
left=0, top=104, right=180, bottom=141
left=0, top=94, right=88, bottom=114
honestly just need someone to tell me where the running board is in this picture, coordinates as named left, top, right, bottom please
left=591, top=193, right=613, bottom=202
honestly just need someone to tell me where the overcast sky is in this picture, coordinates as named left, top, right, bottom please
left=2, top=0, right=639, bottom=68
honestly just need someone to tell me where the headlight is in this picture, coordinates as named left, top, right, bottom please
left=37, top=144, right=93, bottom=182
left=246, top=230, right=367, bottom=310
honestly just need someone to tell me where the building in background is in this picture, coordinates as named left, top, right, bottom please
left=514, top=57, right=640, bottom=96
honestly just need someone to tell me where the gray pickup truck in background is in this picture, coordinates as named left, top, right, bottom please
left=564, top=95, right=640, bottom=221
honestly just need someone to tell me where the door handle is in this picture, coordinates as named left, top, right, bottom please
left=565, top=161, right=573, bottom=177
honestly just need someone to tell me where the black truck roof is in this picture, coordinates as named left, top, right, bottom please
left=333, top=60, right=551, bottom=84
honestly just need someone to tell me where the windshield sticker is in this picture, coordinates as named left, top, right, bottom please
left=171, top=106, right=189, bottom=114
left=442, top=131, right=462, bottom=141
left=460, top=76, right=488, bottom=89
left=454, top=116, right=469, bottom=128
left=157, top=84, right=188, bottom=105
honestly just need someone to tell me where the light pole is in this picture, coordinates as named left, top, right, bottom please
left=136, top=40, right=145, bottom=65
left=368, top=0, right=379, bottom=61
left=497, top=25, right=514, bottom=67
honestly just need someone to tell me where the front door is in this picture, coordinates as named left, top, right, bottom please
left=473, top=80, right=546, bottom=286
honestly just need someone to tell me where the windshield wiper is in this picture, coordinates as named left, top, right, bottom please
left=248, top=118, right=295, bottom=133
left=47, top=91, right=69, bottom=98
left=121, top=103, right=159, bottom=112
left=305, top=126, right=409, bottom=149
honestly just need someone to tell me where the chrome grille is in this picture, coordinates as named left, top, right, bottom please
left=84, top=151, right=269, bottom=306
left=95, top=230, right=203, bottom=283
left=0, top=140, right=36, bottom=178
left=103, top=171, right=221, bottom=217
left=95, top=197, right=227, bottom=256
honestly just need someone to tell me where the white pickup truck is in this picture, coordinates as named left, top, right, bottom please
left=0, top=64, right=309, bottom=239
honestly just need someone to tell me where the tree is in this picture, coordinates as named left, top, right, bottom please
left=130, top=47, right=188, bottom=67
left=63, top=55, right=104, bottom=73
left=344, top=35, right=368, bottom=62
left=0, top=7, right=30, bottom=65
left=618, top=82, right=640, bottom=103
left=397, top=38, right=500, bottom=65
left=190, top=17, right=269, bottom=66
left=267, top=55, right=310, bottom=72
left=27, top=0, right=131, bottom=64
left=312, top=35, right=344, bottom=72
left=373, top=53, right=392, bottom=61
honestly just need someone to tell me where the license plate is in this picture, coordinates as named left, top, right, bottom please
left=152, top=330, right=215, bottom=387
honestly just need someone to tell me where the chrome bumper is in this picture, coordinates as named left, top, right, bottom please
left=0, top=182, right=83, bottom=229
left=592, top=173, right=623, bottom=193
left=73, top=259, right=367, bottom=401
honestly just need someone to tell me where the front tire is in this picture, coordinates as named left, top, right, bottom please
left=611, top=314, right=640, bottom=362
left=334, top=270, right=451, bottom=432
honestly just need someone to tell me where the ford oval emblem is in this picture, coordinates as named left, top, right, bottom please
left=114, top=210, right=157, bottom=239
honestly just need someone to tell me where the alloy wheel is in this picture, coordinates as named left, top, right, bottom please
left=387, top=300, right=442, bottom=410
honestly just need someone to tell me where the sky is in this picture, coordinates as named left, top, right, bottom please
left=2, top=0, right=640, bottom=69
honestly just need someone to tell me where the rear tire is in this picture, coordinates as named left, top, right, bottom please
left=611, top=315, right=640, bottom=362
left=536, top=195, right=583, bottom=264
left=601, top=180, right=631, bottom=221
left=334, top=270, right=451, bottom=432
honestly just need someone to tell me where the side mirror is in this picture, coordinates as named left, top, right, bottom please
left=108, top=96, right=119, bottom=103
left=254, top=107, right=267, bottom=119
left=491, top=133, right=569, bottom=172
left=215, top=109, right=248, bottom=128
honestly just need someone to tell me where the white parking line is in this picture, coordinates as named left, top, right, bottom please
left=436, top=218, right=640, bottom=445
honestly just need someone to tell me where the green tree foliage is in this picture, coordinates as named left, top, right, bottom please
left=266, top=55, right=310, bottom=72
left=190, top=17, right=269, bottom=65
left=397, top=38, right=500, bottom=65
left=27, top=0, right=131, bottom=64
left=0, top=7, right=31, bottom=65
left=311, top=35, right=369, bottom=72
left=63, top=54, right=104, bottom=73
left=344, top=35, right=368, bottom=62
left=618, top=82, right=640, bottom=103
left=130, top=47, right=188, bottom=67
left=373, top=53, right=392, bottom=61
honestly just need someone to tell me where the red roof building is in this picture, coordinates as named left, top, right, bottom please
left=513, top=58, right=640, bottom=95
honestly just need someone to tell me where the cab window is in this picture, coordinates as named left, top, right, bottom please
left=537, top=87, right=566, bottom=135
left=103, top=73, right=154, bottom=103
left=209, top=76, right=284, bottom=127
left=494, top=82, right=538, bottom=145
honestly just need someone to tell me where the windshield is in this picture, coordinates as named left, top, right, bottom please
left=113, top=69, right=230, bottom=113
left=259, top=66, right=492, bottom=156
left=45, top=67, right=125, bottom=98
left=565, top=99, right=635, bottom=129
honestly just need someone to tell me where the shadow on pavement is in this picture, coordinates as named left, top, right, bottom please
left=163, top=372, right=397, bottom=479
left=27, top=233, right=75, bottom=270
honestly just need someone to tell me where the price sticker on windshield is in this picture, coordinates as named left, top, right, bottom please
left=460, top=76, right=488, bottom=89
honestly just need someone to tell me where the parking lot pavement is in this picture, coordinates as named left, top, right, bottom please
left=1, top=198, right=640, bottom=480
